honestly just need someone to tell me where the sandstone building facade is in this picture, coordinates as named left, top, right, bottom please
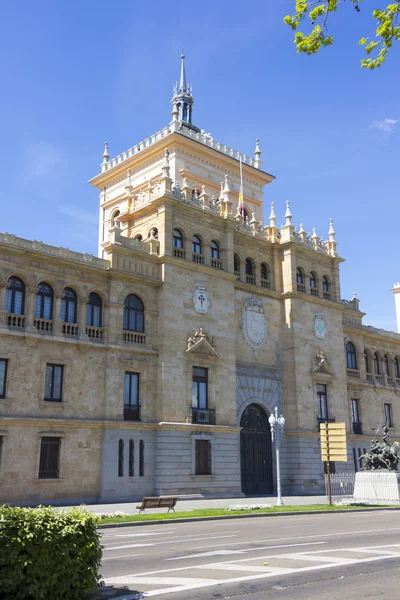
left=1, top=56, right=400, bottom=504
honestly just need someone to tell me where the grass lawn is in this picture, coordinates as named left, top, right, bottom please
left=97, top=503, right=393, bottom=525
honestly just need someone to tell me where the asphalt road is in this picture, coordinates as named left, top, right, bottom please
left=99, top=510, right=400, bottom=599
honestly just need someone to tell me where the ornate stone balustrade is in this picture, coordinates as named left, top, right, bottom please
left=375, top=374, right=385, bottom=384
left=34, top=318, right=53, bottom=333
left=297, top=283, right=306, bottom=293
left=323, top=291, right=332, bottom=301
left=122, top=330, right=146, bottom=344
left=246, top=275, right=256, bottom=285
left=101, top=124, right=261, bottom=174
left=211, top=258, right=222, bottom=269
left=310, top=288, right=319, bottom=297
left=63, top=323, right=78, bottom=336
left=347, top=368, right=360, bottom=378
left=173, top=247, right=186, bottom=259
left=86, top=326, right=104, bottom=340
left=6, top=313, right=25, bottom=328
left=192, top=253, right=204, bottom=265
left=0, top=233, right=109, bottom=269
left=366, top=372, right=374, bottom=382
left=387, top=376, right=395, bottom=386
left=261, top=278, right=271, bottom=289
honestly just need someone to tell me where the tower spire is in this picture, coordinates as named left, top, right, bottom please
left=170, top=53, right=199, bottom=132
left=179, top=51, right=187, bottom=93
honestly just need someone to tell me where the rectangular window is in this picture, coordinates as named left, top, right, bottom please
left=323, top=461, right=336, bottom=475
left=44, top=364, right=63, bottom=401
left=317, top=384, right=328, bottom=420
left=384, top=403, right=393, bottom=427
left=39, top=437, right=61, bottom=479
left=129, top=439, right=134, bottom=477
left=124, top=372, right=139, bottom=407
left=351, top=399, right=360, bottom=423
left=192, top=367, right=208, bottom=409
left=0, top=359, right=8, bottom=398
left=195, top=439, right=212, bottom=475
left=118, top=439, right=124, bottom=477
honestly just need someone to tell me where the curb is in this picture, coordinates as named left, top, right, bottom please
left=97, top=505, right=400, bottom=529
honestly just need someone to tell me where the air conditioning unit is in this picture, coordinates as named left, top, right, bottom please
left=197, top=410, right=210, bottom=424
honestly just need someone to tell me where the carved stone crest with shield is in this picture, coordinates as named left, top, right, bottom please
left=314, top=311, right=326, bottom=339
left=242, top=295, right=267, bottom=356
left=193, top=281, right=210, bottom=314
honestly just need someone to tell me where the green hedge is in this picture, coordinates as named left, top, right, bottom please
left=0, top=505, right=102, bottom=600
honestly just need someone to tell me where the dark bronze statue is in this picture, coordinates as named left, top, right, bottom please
left=360, top=424, right=400, bottom=471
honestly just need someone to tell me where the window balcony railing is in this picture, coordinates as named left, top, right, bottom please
left=86, top=326, right=104, bottom=340
left=6, top=313, right=25, bottom=329
left=63, top=323, right=78, bottom=336
left=191, top=406, right=216, bottom=425
left=323, top=291, right=332, bottom=300
left=396, top=378, right=400, bottom=386
left=317, top=417, right=336, bottom=426
left=297, top=283, right=306, bottom=293
left=347, top=368, right=360, bottom=378
left=192, top=252, right=204, bottom=264
left=234, top=270, right=240, bottom=279
left=211, top=258, right=223, bottom=269
left=387, top=375, right=395, bottom=386
left=123, top=405, right=140, bottom=421
left=261, top=278, right=271, bottom=289
left=366, top=372, right=374, bottom=382
left=173, top=247, right=186, bottom=259
left=123, top=330, right=146, bottom=344
left=375, top=373, right=385, bottom=385
left=310, top=288, right=319, bottom=297
left=246, top=274, right=256, bottom=285
left=34, top=318, right=53, bottom=333
left=352, top=422, right=363, bottom=435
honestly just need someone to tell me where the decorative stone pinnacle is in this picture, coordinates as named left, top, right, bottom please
left=328, top=218, right=336, bottom=239
left=312, top=228, right=317, bottom=238
left=269, top=202, right=276, bottom=227
left=284, top=200, right=292, bottom=225
left=224, top=174, right=230, bottom=192
left=299, top=223, right=305, bottom=233
left=102, top=141, right=109, bottom=163
left=254, top=138, right=261, bottom=157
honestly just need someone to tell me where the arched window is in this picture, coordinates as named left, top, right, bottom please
left=210, top=240, right=220, bottom=259
left=323, top=276, right=329, bottom=292
left=261, top=263, right=269, bottom=281
left=5, top=277, right=25, bottom=315
left=149, top=228, right=158, bottom=239
left=134, top=234, right=143, bottom=242
left=35, top=283, right=53, bottom=320
left=86, top=292, right=102, bottom=327
left=374, top=352, right=380, bottom=375
left=365, top=350, right=371, bottom=373
left=123, top=294, right=144, bottom=332
left=111, top=210, right=120, bottom=228
left=173, top=229, right=183, bottom=249
left=310, top=272, right=317, bottom=289
left=245, top=258, right=253, bottom=276
left=61, top=288, right=77, bottom=323
left=346, top=342, right=357, bottom=370
left=395, top=357, right=400, bottom=379
left=192, top=235, right=202, bottom=255
left=296, top=268, right=304, bottom=284
left=234, top=254, right=240, bottom=274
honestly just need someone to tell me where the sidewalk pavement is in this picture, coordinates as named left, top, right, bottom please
left=60, top=495, right=327, bottom=515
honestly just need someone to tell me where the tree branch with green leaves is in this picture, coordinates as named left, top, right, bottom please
left=284, top=0, right=400, bottom=69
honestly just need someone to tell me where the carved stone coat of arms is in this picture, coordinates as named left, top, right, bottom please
left=193, top=282, right=210, bottom=314
left=242, top=296, right=267, bottom=356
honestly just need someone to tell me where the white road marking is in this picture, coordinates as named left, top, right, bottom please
left=102, top=531, right=174, bottom=539
left=102, top=554, right=140, bottom=561
left=105, top=534, right=236, bottom=551
left=167, top=541, right=326, bottom=561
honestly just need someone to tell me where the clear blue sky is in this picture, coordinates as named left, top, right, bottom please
left=1, top=1, right=399, bottom=331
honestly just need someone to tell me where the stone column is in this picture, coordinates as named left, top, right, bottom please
left=79, top=296, right=88, bottom=340
left=25, top=287, right=37, bottom=333
left=53, top=293, right=64, bottom=336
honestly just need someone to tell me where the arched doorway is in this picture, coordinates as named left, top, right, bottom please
left=240, top=404, right=273, bottom=495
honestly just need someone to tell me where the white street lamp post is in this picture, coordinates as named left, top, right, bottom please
left=268, top=406, right=285, bottom=507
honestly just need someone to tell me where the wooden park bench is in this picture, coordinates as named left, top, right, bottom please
left=136, top=496, right=178, bottom=514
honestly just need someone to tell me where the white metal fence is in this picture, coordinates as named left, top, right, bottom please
left=325, top=472, right=400, bottom=504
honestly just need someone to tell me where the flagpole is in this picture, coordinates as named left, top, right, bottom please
left=239, top=156, right=244, bottom=215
